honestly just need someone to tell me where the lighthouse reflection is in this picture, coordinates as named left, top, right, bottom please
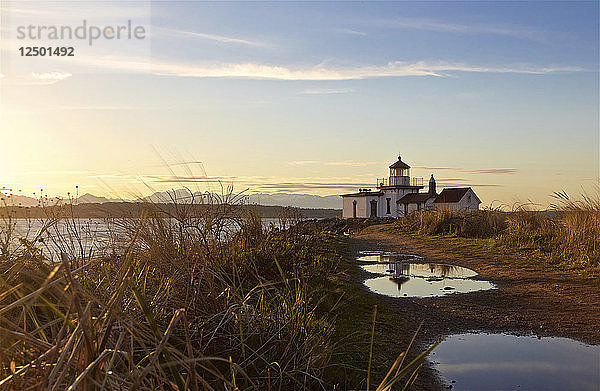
left=357, top=251, right=494, bottom=298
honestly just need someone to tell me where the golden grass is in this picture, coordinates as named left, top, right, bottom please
left=391, top=190, right=600, bottom=273
left=0, top=189, right=435, bottom=390
left=0, top=190, right=341, bottom=389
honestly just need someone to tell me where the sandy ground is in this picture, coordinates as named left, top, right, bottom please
left=347, top=226, right=600, bottom=390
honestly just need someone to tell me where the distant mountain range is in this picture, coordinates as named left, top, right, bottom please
left=0, top=190, right=341, bottom=210
left=0, top=193, right=62, bottom=207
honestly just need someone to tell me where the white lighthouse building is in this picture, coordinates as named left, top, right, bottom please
left=341, top=155, right=481, bottom=218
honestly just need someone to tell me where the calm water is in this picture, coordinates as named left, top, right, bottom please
left=357, top=251, right=495, bottom=298
left=432, top=333, right=600, bottom=391
left=5, top=218, right=283, bottom=260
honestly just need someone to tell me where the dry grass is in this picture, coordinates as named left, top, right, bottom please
left=0, top=189, right=434, bottom=390
left=0, top=189, right=344, bottom=390
left=392, top=190, right=600, bottom=272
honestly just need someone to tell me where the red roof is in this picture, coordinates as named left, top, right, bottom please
left=434, top=188, right=471, bottom=203
left=397, top=193, right=436, bottom=204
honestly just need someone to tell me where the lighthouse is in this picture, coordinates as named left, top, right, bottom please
left=340, top=154, right=481, bottom=218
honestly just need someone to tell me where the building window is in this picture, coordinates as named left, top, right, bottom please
left=386, top=198, right=391, bottom=214
left=352, top=200, right=357, bottom=218
left=467, top=195, right=471, bottom=202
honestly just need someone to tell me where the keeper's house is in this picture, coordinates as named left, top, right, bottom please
left=341, top=155, right=481, bottom=218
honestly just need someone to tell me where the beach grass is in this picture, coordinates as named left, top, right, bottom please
left=0, top=189, right=433, bottom=390
left=388, top=190, right=600, bottom=275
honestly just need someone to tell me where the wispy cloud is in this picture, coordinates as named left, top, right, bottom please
left=28, top=72, right=72, bottom=85
left=334, top=27, right=367, bottom=36
left=63, top=55, right=584, bottom=81
left=141, top=173, right=375, bottom=192
left=154, top=27, right=269, bottom=48
left=145, top=175, right=238, bottom=183
left=370, top=17, right=548, bottom=42
left=255, top=182, right=373, bottom=191
left=146, top=60, right=582, bottom=80
left=1, top=54, right=584, bottom=85
left=436, top=178, right=502, bottom=187
left=0, top=70, right=73, bottom=85
left=289, top=160, right=388, bottom=167
left=415, top=166, right=518, bottom=175
left=301, top=87, right=355, bottom=95
left=289, top=161, right=518, bottom=173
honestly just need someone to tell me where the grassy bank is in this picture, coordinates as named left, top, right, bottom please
left=386, top=192, right=600, bottom=278
left=0, top=191, right=429, bottom=390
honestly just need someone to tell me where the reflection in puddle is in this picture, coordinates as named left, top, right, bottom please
left=357, top=251, right=494, bottom=298
left=361, top=262, right=477, bottom=278
left=432, top=333, right=600, bottom=391
left=364, top=275, right=494, bottom=298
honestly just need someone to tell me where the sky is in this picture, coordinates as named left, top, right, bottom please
left=0, top=1, right=598, bottom=207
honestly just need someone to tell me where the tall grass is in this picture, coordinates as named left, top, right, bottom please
left=392, top=190, right=600, bottom=271
left=0, top=189, right=435, bottom=390
left=0, top=189, right=344, bottom=390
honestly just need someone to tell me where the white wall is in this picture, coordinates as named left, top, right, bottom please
left=342, top=188, right=424, bottom=219
left=381, top=188, right=420, bottom=217
left=342, top=195, right=378, bottom=218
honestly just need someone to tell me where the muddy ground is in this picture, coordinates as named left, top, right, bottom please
left=345, top=226, right=600, bottom=390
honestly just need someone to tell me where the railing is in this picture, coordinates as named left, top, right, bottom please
left=377, top=177, right=424, bottom=187
left=411, top=177, right=424, bottom=186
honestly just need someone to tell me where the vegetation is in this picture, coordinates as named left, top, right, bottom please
left=0, top=189, right=433, bottom=390
left=390, top=191, right=600, bottom=273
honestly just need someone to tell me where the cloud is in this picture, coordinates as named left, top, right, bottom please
left=334, top=28, right=367, bottom=36
left=154, top=27, right=268, bottom=47
left=28, top=71, right=72, bottom=85
left=415, top=166, right=518, bottom=175
left=255, top=182, right=373, bottom=191
left=370, top=17, right=548, bottom=42
left=0, top=47, right=583, bottom=84
left=0, top=70, right=73, bottom=85
left=290, top=160, right=389, bottom=166
left=301, top=87, right=355, bottom=95
left=64, top=55, right=584, bottom=80
left=289, top=161, right=518, bottom=173
left=145, top=175, right=238, bottom=183
left=142, top=173, right=375, bottom=192
left=147, top=60, right=582, bottom=80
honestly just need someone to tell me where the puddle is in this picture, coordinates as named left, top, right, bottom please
left=432, top=333, right=600, bottom=391
left=357, top=251, right=494, bottom=298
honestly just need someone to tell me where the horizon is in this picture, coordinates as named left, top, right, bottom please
left=1, top=1, right=599, bottom=208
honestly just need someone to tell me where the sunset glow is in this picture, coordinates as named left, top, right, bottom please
left=0, top=1, right=598, bottom=207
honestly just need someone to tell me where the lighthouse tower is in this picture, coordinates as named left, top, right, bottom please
left=388, top=155, right=411, bottom=186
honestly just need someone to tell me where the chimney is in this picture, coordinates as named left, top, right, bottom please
left=429, top=174, right=436, bottom=196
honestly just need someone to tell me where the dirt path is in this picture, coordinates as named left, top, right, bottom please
left=347, top=226, right=600, bottom=390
